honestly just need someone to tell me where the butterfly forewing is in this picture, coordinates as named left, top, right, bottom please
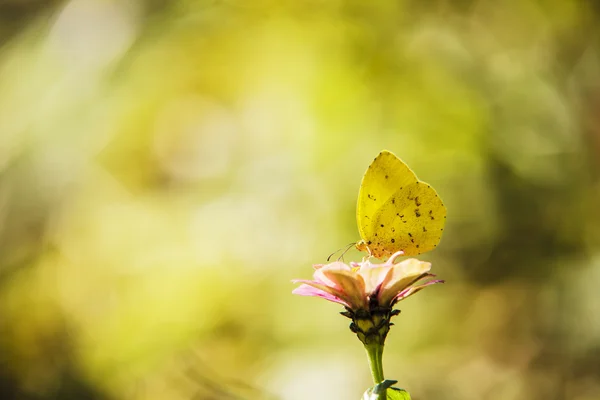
left=357, top=151, right=417, bottom=241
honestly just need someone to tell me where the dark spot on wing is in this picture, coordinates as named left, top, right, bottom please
left=415, top=196, right=421, bottom=206
left=380, top=224, right=384, bottom=227
left=423, top=227, right=427, bottom=232
left=367, top=241, right=372, bottom=245
left=410, top=239, right=415, bottom=243
left=415, top=209, right=421, bottom=217
left=391, top=238, right=395, bottom=243
left=408, top=233, right=412, bottom=238
left=385, top=174, right=389, bottom=179
left=392, top=199, right=395, bottom=204
left=416, top=245, right=420, bottom=248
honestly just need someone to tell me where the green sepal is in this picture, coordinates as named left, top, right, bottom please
left=361, top=380, right=411, bottom=400
left=373, top=379, right=397, bottom=394
left=385, top=387, right=411, bottom=400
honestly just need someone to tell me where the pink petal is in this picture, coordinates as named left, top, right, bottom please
left=313, top=261, right=352, bottom=287
left=358, top=265, right=393, bottom=294
left=393, top=279, right=444, bottom=304
left=292, top=284, right=350, bottom=307
left=320, top=268, right=368, bottom=310
left=378, top=259, right=432, bottom=306
left=387, top=251, right=405, bottom=264
left=291, top=279, right=346, bottom=300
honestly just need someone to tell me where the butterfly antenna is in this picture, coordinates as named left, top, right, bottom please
left=327, top=242, right=356, bottom=262
left=327, top=247, right=343, bottom=262
left=337, top=242, right=356, bottom=262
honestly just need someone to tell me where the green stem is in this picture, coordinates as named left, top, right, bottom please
left=364, top=343, right=386, bottom=399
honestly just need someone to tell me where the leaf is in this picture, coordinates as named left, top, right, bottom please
left=361, top=380, right=411, bottom=400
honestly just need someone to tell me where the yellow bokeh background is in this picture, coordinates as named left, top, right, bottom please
left=1, top=1, right=600, bottom=399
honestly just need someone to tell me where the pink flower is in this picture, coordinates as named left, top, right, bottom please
left=293, top=251, right=443, bottom=345
left=292, top=251, right=443, bottom=311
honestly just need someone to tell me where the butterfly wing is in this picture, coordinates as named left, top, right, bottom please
left=370, top=180, right=446, bottom=257
left=357, top=151, right=417, bottom=253
left=356, top=150, right=446, bottom=258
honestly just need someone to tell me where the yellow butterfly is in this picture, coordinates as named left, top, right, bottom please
left=355, top=150, right=446, bottom=259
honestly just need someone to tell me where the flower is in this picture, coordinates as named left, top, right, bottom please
left=292, top=251, right=443, bottom=345
left=292, top=251, right=442, bottom=310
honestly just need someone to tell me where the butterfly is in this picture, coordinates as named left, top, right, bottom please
left=355, top=150, right=446, bottom=259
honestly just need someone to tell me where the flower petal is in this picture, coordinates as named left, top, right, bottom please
left=387, top=251, right=405, bottom=264
left=378, top=258, right=432, bottom=306
left=313, top=261, right=352, bottom=287
left=320, top=268, right=367, bottom=310
left=393, top=279, right=444, bottom=304
left=292, top=284, right=350, bottom=307
left=358, top=265, right=392, bottom=294
left=291, top=279, right=345, bottom=299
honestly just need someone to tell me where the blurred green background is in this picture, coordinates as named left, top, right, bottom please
left=1, top=0, right=600, bottom=399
